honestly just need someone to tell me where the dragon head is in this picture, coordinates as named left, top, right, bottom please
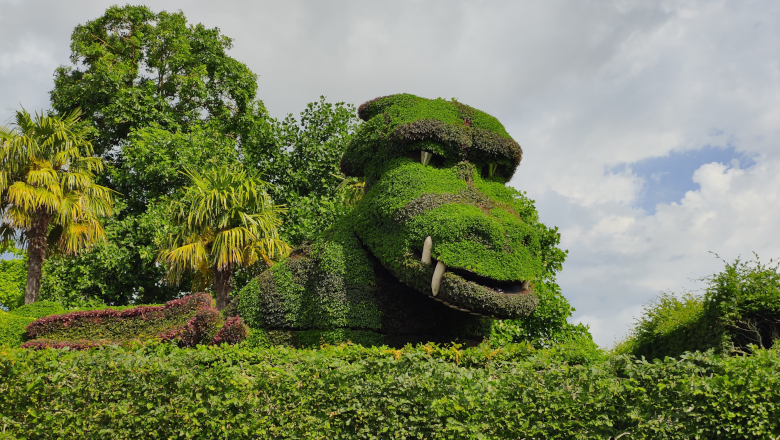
left=342, top=94, right=552, bottom=319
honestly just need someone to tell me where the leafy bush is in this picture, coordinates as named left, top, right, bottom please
left=178, top=309, right=224, bottom=347
left=9, top=300, right=65, bottom=319
left=490, top=279, right=593, bottom=348
left=0, top=311, right=34, bottom=347
left=2, top=342, right=780, bottom=438
left=23, top=293, right=224, bottom=348
left=212, top=317, right=249, bottom=345
left=618, top=256, right=780, bottom=359
left=613, top=291, right=707, bottom=358
left=0, top=248, right=26, bottom=310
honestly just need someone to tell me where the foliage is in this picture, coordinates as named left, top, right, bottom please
left=111, top=124, right=243, bottom=215
left=50, top=5, right=262, bottom=159
left=44, top=5, right=275, bottom=306
left=9, top=300, right=65, bottom=319
left=490, top=279, right=595, bottom=348
left=237, top=224, right=380, bottom=332
left=0, top=311, right=34, bottom=347
left=245, top=96, right=361, bottom=245
left=0, top=248, right=26, bottom=310
left=177, top=308, right=224, bottom=348
left=157, top=166, right=290, bottom=309
left=212, top=317, right=249, bottom=346
left=22, top=293, right=225, bottom=348
left=243, top=328, right=385, bottom=349
left=616, top=255, right=780, bottom=359
left=4, top=342, right=780, bottom=438
left=0, top=108, right=114, bottom=304
left=40, top=202, right=189, bottom=307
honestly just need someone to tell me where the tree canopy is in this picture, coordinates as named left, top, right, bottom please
left=157, top=166, right=289, bottom=309
left=50, top=5, right=264, bottom=159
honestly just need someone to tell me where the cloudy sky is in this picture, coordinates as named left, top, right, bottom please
left=2, top=0, right=779, bottom=346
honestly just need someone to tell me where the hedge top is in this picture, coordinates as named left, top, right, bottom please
left=342, top=94, right=523, bottom=180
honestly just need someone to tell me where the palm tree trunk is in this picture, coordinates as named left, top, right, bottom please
left=213, top=263, right=234, bottom=311
left=24, top=209, right=50, bottom=304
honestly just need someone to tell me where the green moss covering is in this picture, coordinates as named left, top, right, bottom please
left=240, top=94, right=568, bottom=346
left=238, top=221, right=381, bottom=331
left=344, top=94, right=522, bottom=181
left=9, top=301, right=65, bottom=319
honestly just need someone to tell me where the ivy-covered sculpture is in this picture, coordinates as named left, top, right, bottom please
left=236, top=94, right=566, bottom=346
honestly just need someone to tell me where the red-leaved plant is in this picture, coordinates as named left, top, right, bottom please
left=211, top=317, right=248, bottom=345
left=21, top=293, right=245, bottom=349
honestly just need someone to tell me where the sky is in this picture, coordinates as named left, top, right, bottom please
left=2, top=0, right=779, bottom=347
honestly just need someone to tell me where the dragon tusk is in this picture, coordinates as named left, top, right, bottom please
left=431, top=260, right=446, bottom=296
left=421, top=236, right=432, bottom=265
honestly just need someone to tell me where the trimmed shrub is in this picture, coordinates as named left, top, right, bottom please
left=1, top=343, right=780, bottom=438
left=0, top=311, right=34, bottom=347
left=179, top=308, right=224, bottom=347
left=212, top=316, right=248, bottom=345
left=24, top=293, right=215, bottom=348
left=9, top=300, right=66, bottom=319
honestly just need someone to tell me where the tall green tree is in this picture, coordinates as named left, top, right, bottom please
left=157, top=166, right=289, bottom=310
left=0, top=109, right=113, bottom=304
left=41, top=5, right=275, bottom=305
left=50, top=5, right=265, bottom=160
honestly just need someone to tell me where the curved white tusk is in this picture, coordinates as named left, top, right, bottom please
left=431, top=261, right=446, bottom=296
left=421, top=236, right=432, bottom=265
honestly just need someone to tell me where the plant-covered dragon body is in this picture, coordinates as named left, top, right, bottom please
left=237, top=94, right=564, bottom=346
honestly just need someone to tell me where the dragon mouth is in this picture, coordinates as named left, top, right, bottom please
left=446, top=267, right=530, bottom=295
left=414, top=236, right=536, bottom=318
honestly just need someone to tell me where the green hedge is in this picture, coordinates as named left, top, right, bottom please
left=0, top=311, right=34, bottom=347
left=9, top=300, right=66, bottom=319
left=1, top=342, right=779, bottom=438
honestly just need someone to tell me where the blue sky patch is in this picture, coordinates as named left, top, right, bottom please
left=612, top=146, right=756, bottom=214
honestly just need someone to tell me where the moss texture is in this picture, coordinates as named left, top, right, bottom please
left=240, top=94, right=566, bottom=346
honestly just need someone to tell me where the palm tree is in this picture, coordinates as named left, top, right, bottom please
left=157, top=166, right=290, bottom=310
left=0, top=108, right=114, bottom=304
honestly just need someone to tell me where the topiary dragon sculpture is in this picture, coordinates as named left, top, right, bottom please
left=235, top=94, right=566, bottom=347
